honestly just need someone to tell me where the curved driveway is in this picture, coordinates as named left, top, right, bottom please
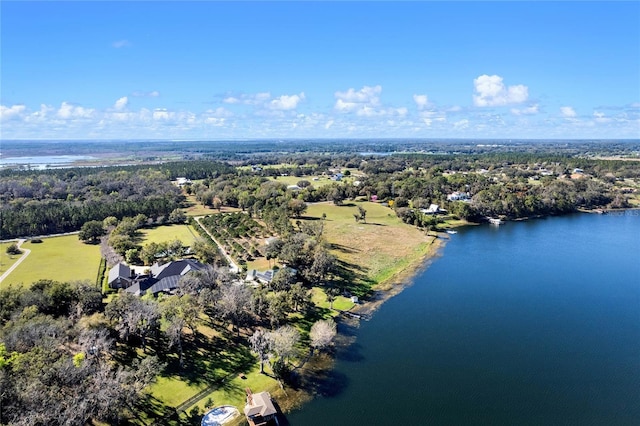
left=0, top=239, right=31, bottom=284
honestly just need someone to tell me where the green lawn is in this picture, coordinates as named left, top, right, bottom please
left=183, top=193, right=243, bottom=217
left=182, top=363, right=281, bottom=419
left=268, top=175, right=360, bottom=188
left=1, top=235, right=102, bottom=287
left=303, top=201, right=436, bottom=293
left=310, top=287, right=355, bottom=312
left=139, top=224, right=199, bottom=246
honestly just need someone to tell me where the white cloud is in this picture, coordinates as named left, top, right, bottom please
left=413, top=94, right=428, bottom=110
left=325, top=120, right=334, bottom=129
left=132, top=90, right=160, bottom=98
left=203, top=107, right=233, bottom=118
left=223, top=92, right=271, bottom=105
left=57, top=102, right=94, bottom=119
left=269, top=92, right=305, bottom=110
left=593, top=111, right=612, bottom=123
left=114, top=96, right=128, bottom=111
left=334, top=85, right=405, bottom=118
left=153, top=108, right=170, bottom=120
left=204, top=117, right=226, bottom=126
left=511, top=104, right=539, bottom=116
left=420, top=110, right=447, bottom=126
left=560, top=106, right=577, bottom=118
left=473, top=74, right=528, bottom=107
left=112, top=40, right=131, bottom=48
left=0, top=104, right=26, bottom=121
left=453, top=119, right=469, bottom=129
left=334, top=85, right=382, bottom=112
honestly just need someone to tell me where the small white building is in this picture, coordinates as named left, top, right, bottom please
left=420, top=204, right=443, bottom=215
left=176, top=177, right=192, bottom=186
left=447, top=191, right=470, bottom=201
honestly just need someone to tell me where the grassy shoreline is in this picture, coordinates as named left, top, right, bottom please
left=251, top=203, right=460, bottom=420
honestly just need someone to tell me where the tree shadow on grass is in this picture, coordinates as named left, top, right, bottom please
left=328, top=242, right=359, bottom=254
left=123, top=393, right=176, bottom=426
left=299, top=215, right=322, bottom=221
left=331, top=259, right=374, bottom=298
left=158, top=328, right=256, bottom=389
left=288, top=305, right=334, bottom=334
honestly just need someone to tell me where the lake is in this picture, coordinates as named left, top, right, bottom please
left=0, top=155, right=95, bottom=169
left=287, top=212, right=640, bottom=425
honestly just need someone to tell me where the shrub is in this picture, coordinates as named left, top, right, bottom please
left=6, top=243, right=22, bottom=255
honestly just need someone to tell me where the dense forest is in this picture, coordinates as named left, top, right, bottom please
left=0, top=162, right=231, bottom=239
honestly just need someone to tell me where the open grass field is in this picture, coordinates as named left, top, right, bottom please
left=303, top=201, right=435, bottom=293
left=267, top=174, right=359, bottom=188
left=1, top=235, right=101, bottom=287
left=183, top=193, right=242, bottom=216
left=139, top=224, right=199, bottom=246
left=0, top=242, right=24, bottom=276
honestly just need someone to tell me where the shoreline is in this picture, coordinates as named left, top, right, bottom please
left=276, top=233, right=449, bottom=417
left=350, top=234, right=445, bottom=318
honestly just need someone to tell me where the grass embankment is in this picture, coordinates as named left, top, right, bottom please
left=1, top=235, right=101, bottom=288
left=304, top=201, right=437, bottom=294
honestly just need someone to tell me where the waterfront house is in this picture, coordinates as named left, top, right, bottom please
left=420, top=204, right=443, bottom=215
left=244, top=389, right=277, bottom=426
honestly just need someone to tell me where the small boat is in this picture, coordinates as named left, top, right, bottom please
left=488, top=218, right=503, bottom=225
left=446, top=230, right=458, bottom=234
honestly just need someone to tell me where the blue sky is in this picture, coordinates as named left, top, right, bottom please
left=1, top=1, right=639, bottom=140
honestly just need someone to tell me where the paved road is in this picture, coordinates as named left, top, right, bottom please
left=0, top=239, right=31, bottom=284
left=193, top=216, right=240, bottom=273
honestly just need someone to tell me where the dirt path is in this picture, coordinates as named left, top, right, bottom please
left=0, top=239, right=31, bottom=284
left=193, top=217, right=240, bottom=273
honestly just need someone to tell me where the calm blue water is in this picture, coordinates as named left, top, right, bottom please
left=288, top=212, right=640, bottom=425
